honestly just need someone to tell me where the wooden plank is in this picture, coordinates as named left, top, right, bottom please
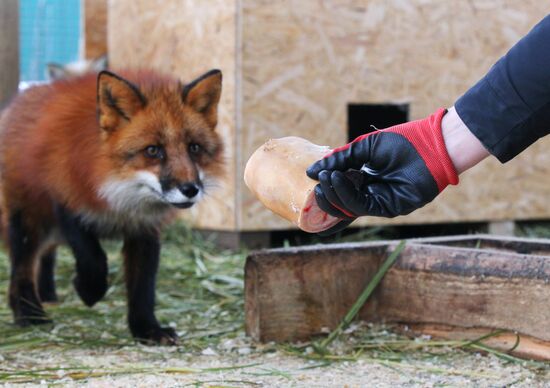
left=488, top=221, right=516, bottom=236
left=245, top=242, right=387, bottom=342
left=84, top=0, right=107, bottom=59
left=0, top=0, right=18, bottom=109
left=399, top=324, right=550, bottom=361
left=366, top=244, right=550, bottom=340
left=411, top=234, right=550, bottom=256
left=245, top=239, right=550, bottom=350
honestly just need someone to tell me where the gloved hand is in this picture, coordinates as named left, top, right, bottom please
left=307, top=108, right=458, bottom=234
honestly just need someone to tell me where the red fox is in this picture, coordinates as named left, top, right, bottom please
left=0, top=69, right=224, bottom=344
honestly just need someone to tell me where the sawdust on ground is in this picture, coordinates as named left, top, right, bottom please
left=4, top=337, right=549, bottom=388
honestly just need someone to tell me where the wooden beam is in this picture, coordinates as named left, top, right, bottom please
left=410, top=234, right=550, bottom=255
left=399, top=324, right=550, bottom=361
left=84, top=0, right=107, bottom=59
left=245, top=236, right=550, bottom=358
left=488, top=220, right=516, bottom=236
left=0, top=0, right=18, bottom=109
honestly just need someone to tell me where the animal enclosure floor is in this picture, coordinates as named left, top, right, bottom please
left=0, top=224, right=548, bottom=387
left=2, top=345, right=549, bottom=387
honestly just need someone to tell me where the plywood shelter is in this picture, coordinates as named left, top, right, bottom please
left=83, top=0, right=107, bottom=60
left=108, top=1, right=550, bottom=232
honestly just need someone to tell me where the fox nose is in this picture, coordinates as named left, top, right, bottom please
left=179, top=183, right=200, bottom=199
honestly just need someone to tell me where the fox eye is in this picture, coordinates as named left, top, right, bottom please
left=189, top=143, right=201, bottom=154
left=144, top=145, right=164, bottom=159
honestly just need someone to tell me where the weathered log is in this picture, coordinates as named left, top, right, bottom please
left=245, top=235, right=550, bottom=359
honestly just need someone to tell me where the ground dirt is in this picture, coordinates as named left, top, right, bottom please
left=1, top=224, right=549, bottom=387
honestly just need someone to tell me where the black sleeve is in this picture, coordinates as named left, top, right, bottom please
left=455, top=15, right=550, bottom=163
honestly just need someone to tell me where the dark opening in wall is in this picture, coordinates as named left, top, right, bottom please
left=347, top=103, right=409, bottom=142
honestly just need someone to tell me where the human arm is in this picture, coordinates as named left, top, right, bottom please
left=442, top=106, right=489, bottom=174
left=455, top=15, right=550, bottom=162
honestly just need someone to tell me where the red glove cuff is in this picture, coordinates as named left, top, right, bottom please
left=325, top=108, right=459, bottom=192
left=389, top=108, right=458, bottom=192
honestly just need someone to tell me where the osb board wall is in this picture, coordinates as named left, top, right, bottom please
left=108, top=0, right=238, bottom=230
left=240, top=0, right=550, bottom=230
left=84, top=0, right=107, bottom=59
left=107, top=0, right=549, bottom=232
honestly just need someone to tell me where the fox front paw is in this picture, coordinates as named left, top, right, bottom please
left=16, top=314, right=53, bottom=327
left=13, top=301, right=52, bottom=327
left=10, top=284, right=53, bottom=326
left=132, top=325, right=179, bottom=346
left=73, top=274, right=108, bottom=307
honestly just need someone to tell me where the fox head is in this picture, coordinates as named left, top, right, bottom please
left=95, top=69, right=224, bottom=215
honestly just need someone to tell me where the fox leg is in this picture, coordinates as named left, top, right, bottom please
left=123, top=232, right=177, bottom=345
left=55, top=206, right=108, bottom=307
left=8, top=211, right=51, bottom=326
left=38, top=247, right=57, bottom=302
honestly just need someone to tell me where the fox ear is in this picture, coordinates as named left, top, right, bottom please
left=97, top=71, right=146, bottom=132
left=91, top=55, right=108, bottom=72
left=47, top=63, right=66, bottom=81
left=182, top=69, right=222, bottom=128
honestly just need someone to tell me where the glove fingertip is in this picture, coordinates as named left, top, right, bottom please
left=306, top=163, right=322, bottom=179
left=318, top=169, right=331, bottom=181
left=314, top=185, right=341, bottom=218
left=330, top=170, right=359, bottom=196
left=314, top=185, right=355, bottom=220
left=330, top=169, right=348, bottom=182
left=313, top=185, right=333, bottom=214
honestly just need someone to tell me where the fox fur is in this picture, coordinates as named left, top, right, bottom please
left=0, top=69, right=224, bottom=344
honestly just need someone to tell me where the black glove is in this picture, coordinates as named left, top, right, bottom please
left=307, top=109, right=458, bottom=233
